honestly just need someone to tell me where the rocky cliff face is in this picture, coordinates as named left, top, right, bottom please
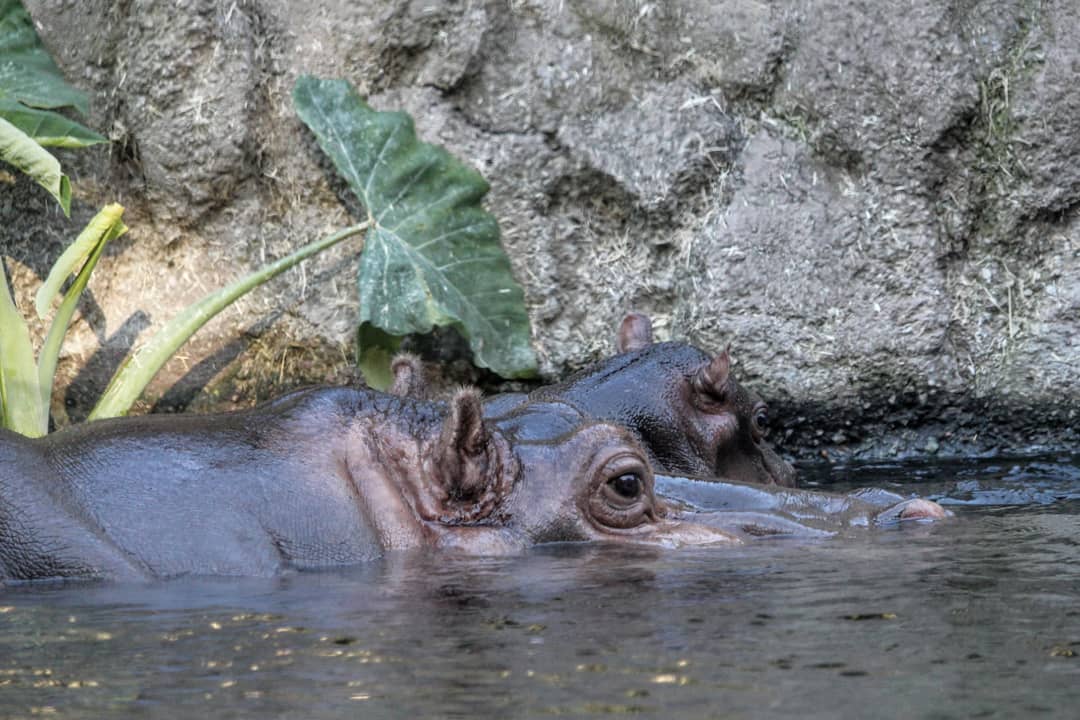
left=8, top=0, right=1078, bottom=460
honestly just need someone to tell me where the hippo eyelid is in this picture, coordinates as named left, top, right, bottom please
left=596, top=452, right=653, bottom=492
left=584, top=450, right=658, bottom=531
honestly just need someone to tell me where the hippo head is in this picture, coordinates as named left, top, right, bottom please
left=536, top=312, right=797, bottom=487
left=400, top=391, right=738, bottom=553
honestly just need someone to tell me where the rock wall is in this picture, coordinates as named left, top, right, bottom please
left=7, top=0, right=1078, bottom=460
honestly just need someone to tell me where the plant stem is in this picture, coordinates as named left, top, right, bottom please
left=38, top=214, right=126, bottom=423
left=88, top=222, right=369, bottom=420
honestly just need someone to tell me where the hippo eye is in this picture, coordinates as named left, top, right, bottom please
left=752, top=405, right=769, bottom=439
left=608, top=473, right=642, bottom=499
left=590, top=454, right=656, bottom=530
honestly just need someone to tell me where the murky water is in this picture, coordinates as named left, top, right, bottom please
left=2, top=456, right=1078, bottom=719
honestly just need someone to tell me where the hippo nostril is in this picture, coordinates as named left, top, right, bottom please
left=897, top=498, right=951, bottom=521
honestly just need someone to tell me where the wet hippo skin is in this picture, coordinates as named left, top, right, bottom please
left=655, top=473, right=951, bottom=540
left=392, top=312, right=797, bottom=487
left=0, top=386, right=746, bottom=583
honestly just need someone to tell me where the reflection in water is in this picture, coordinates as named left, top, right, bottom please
left=1, top=457, right=1079, bottom=718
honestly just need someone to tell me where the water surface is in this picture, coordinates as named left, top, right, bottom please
left=2, top=455, right=1078, bottom=718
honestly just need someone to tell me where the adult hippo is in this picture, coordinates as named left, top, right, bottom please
left=0, top=385, right=743, bottom=583
left=391, top=312, right=796, bottom=487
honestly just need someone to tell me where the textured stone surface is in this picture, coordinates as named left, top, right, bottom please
left=679, top=131, right=957, bottom=398
left=6, top=0, right=1079, bottom=460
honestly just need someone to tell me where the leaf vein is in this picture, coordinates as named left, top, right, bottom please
left=435, top=257, right=494, bottom=273
left=306, top=86, right=366, bottom=204
left=365, top=122, right=403, bottom=210
left=377, top=156, right=438, bottom=225
left=411, top=222, right=488, bottom=253
left=386, top=189, right=465, bottom=235
left=382, top=229, right=504, bottom=347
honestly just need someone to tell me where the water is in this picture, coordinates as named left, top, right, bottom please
left=2, top=456, right=1078, bottom=719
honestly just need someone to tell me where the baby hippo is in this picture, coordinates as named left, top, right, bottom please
left=0, top=386, right=738, bottom=583
left=391, top=312, right=796, bottom=487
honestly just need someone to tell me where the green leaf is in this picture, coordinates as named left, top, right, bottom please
left=356, top=322, right=401, bottom=391
left=292, top=75, right=537, bottom=379
left=0, top=260, right=46, bottom=436
left=35, top=203, right=125, bottom=318
left=0, top=115, right=70, bottom=215
left=0, top=98, right=106, bottom=147
left=88, top=223, right=369, bottom=420
left=0, top=0, right=105, bottom=210
left=37, top=204, right=127, bottom=412
left=0, top=0, right=90, bottom=114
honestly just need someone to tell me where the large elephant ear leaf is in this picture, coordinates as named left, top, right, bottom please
left=292, top=75, right=537, bottom=379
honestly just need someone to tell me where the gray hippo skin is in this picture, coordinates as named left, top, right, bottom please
left=655, top=474, right=951, bottom=540
left=0, top=386, right=740, bottom=583
left=393, top=312, right=796, bottom=487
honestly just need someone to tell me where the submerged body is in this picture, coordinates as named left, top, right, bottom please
left=2, top=388, right=429, bottom=580
left=1, top=382, right=949, bottom=583
left=0, top=386, right=742, bottom=583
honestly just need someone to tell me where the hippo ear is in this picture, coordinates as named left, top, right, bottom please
left=443, top=387, right=487, bottom=456
left=616, top=312, right=654, bottom=353
left=389, top=352, right=426, bottom=398
left=435, top=388, right=490, bottom=500
left=691, top=347, right=731, bottom=400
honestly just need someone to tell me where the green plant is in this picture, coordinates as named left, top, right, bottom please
left=0, top=4, right=373, bottom=435
left=293, top=76, right=537, bottom=386
left=0, top=0, right=107, bottom=215
left=1, top=205, right=125, bottom=435
left=87, top=221, right=369, bottom=420
left=1, top=8, right=536, bottom=433
left=0, top=205, right=369, bottom=436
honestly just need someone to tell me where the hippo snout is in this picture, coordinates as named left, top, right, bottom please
left=763, top=446, right=798, bottom=487
left=647, top=519, right=743, bottom=548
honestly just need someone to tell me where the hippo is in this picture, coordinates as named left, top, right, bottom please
left=0, top=385, right=746, bottom=583
left=391, top=312, right=796, bottom=487
left=654, top=473, right=950, bottom=538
